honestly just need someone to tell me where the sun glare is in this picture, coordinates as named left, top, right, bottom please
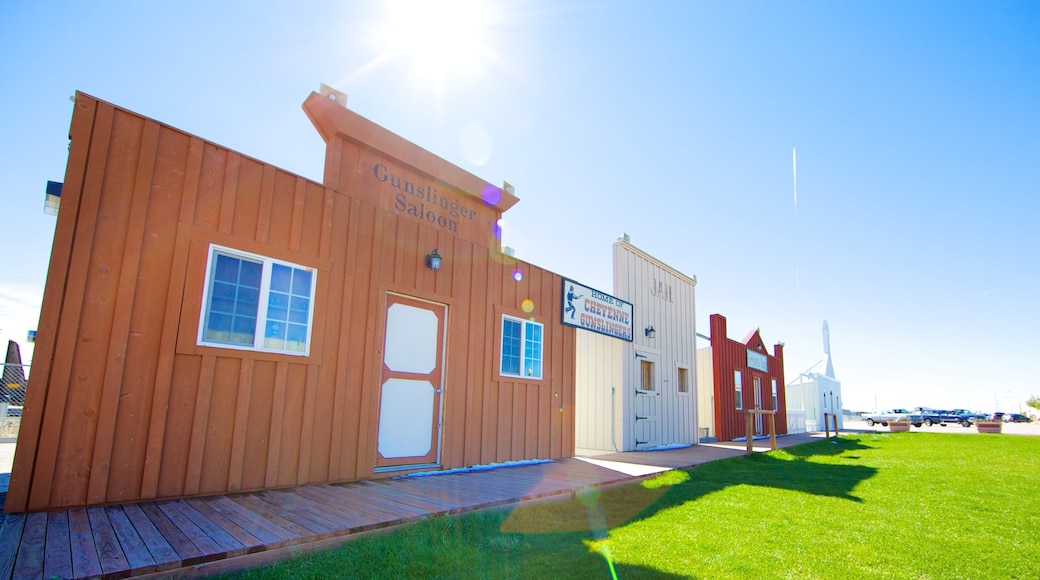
left=380, top=0, right=494, bottom=87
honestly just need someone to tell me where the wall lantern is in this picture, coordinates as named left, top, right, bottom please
left=425, top=249, right=442, bottom=271
left=644, top=325, right=656, bottom=339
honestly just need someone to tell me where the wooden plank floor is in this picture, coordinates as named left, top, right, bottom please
left=0, top=434, right=821, bottom=579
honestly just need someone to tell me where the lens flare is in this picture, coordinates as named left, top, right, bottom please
left=521, top=298, right=534, bottom=313
left=482, top=184, right=502, bottom=206
left=461, top=122, right=493, bottom=166
left=493, top=219, right=503, bottom=240
left=512, top=269, right=523, bottom=281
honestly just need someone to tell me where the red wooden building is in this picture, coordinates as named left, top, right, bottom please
left=698, top=314, right=787, bottom=441
left=6, top=90, right=576, bottom=513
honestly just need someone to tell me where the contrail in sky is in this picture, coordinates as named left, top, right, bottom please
left=793, top=147, right=799, bottom=289
left=792, top=147, right=798, bottom=205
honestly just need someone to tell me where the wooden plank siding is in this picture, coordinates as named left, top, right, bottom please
left=614, top=240, right=699, bottom=450
left=5, top=92, right=576, bottom=513
left=709, top=314, right=788, bottom=442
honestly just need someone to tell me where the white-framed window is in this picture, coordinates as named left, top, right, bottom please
left=198, top=245, right=316, bottom=356
left=500, top=315, right=543, bottom=379
left=677, top=367, right=689, bottom=393
left=772, top=379, right=778, bottom=410
left=641, top=360, right=655, bottom=391
left=734, top=370, right=743, bottom=410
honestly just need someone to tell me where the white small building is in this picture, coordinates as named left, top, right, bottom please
left=786, top=321, right=843, bottom=432
left=575, top=236, right=699, bottom=454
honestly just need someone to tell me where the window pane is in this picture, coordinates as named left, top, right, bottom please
left=501, top=319, right=521, bottom=375
left=525, top=359, right=542, bottom=378
left=214, top=255, right=239, bottom=283
left=204, top=313, right=232, bottom=342
left=292, top=269, right=313, bottom=295
left=231, top=315, right=256, bottom=345
left=239, top=261, right=262, bottom=289
left=523, top=322, right=543, bottom=379
left=289, top=296, right=310, bottom=324
left=270, top=263, right=292, bottom=293
left=735, top=370, right=743, bottom=410
left=204, top=253, right=261, bottom=347
left=211, top=281, right=237, bottom=304
left=264, top=320, right=286, bottom=350
left=641, top=360, right=654, bottom=391
left=285, top=324, right=308, bottom=352
left=235, top=287, right=259, bottom=315
left=268, top=292, right=289, bottom=310
left=265, top=320, right=286, bottom=340
left=267, top=291, right=289, bottom=322
left=264, top=265, right=313, bottom=353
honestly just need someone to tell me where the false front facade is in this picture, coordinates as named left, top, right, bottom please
left=7, top=90, right=576, bottom=512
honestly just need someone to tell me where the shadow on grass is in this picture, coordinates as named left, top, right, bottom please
left=781, top=435, right=876, bottom=458
left=502, top=439, right=877, bottom=537
left=225, top=439, right=879, bottom=579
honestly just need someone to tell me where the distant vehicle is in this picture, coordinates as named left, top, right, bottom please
left=1003, top=413, right=1032, bottom=423
left=913, top=408, right=985, bottom=427
left=946, top=409, right=987, bottom=427
left=914, top=407, right=947, bottom=426
left=864, top=408, right=923, bottom=427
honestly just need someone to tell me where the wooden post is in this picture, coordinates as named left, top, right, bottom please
left=745, top=408, right=777, bottom=455
left=824, top=413, right=839, bottom=437
left=768, top=412, right=776, bottom=450
left=746, top=410, right=753, bottom=455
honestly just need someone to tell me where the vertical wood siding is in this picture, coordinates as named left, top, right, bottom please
left=574, top=331, right=623, bottom=454
left=6, top=93, right=575, bottom=513
left=709, top=314, right=788, bottom=442
left=695, top=348, right=714, bottom=438
left=614, top=241, right=699, bottom=450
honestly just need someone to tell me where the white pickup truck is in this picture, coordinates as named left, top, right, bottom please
left=863, top=408, right=923, bottom=427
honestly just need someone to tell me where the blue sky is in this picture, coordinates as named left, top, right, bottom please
left=2, top=1, right=1038, bottom=413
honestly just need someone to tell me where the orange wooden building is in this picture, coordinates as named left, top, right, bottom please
left=6, top=90, right=576, bottom=513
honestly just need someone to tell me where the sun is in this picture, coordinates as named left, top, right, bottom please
left=378, top=0, right=495, bottom=88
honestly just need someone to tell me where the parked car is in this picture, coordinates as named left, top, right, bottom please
left=914, top=407, right=947, bottom=426
left=913, top=408, right=984, bottom=427
left=1003, top=413, right=1033, bottom=423
left=946, top=409, right=987, bottom=427
left=863, top=408, right=923, bottom=427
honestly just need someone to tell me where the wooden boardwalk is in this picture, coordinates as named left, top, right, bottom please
left=0, top=434, right=821, bottom=579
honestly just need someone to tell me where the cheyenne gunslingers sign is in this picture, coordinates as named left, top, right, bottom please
left=561, top=278, right=633, bottom=341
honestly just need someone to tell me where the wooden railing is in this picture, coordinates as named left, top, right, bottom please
left=824, top=413, right=840, bottom=437
left=744, top=409, right=776, bottom=455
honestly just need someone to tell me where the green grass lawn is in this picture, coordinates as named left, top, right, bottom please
left=222, top=433, right=1040, bottom=579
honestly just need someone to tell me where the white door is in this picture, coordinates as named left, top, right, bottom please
left=754, top=377, right=763, bottom=434
left=375, top=293, right=446, bottom=469
left=633, top=352, right=660, bottom=448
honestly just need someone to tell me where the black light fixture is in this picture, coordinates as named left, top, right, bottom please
left=425, top=248, right=442, bottom=271
left=644, top=325, right=656, bottom=339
